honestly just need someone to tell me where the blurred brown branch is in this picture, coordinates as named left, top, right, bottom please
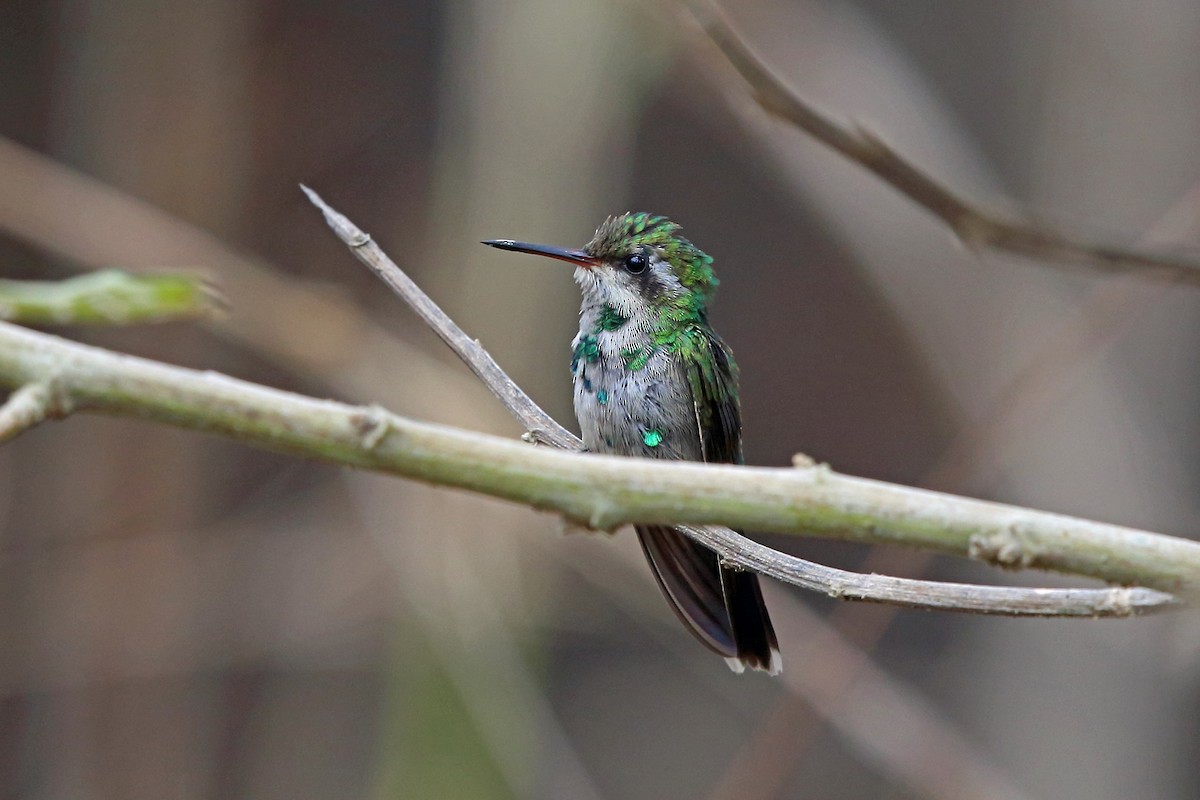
left=683, top=0, right=1200, bottom=284
left=688, top=26, right=1200, bottom=795
left=557, top=540, right=1036, bottom=800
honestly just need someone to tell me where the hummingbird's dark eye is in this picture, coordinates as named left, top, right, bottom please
left=623, top=252, right=647, bottom=274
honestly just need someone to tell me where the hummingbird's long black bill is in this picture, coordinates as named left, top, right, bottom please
left=481, top=239, right=599, bottom=267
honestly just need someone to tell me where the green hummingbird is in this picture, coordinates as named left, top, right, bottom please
left=483, top=212, right=780, bottom=674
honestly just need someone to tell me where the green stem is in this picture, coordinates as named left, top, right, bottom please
left=0, top=269, right=222, bottom=325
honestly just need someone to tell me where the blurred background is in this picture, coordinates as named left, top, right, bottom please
left=3, top=0, right=1200, bottom=798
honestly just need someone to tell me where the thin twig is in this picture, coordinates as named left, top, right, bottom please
left=300, top=187, right=1187, bottom=614
left=301, top=184, right=576, bottom=450
left=682, top=0, right=1200, bottom=285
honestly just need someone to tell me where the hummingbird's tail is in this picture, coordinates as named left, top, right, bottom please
left=636, top=525, right=781, bottom=675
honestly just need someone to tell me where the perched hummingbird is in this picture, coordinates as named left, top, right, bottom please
left=483, top=213, right=780, bottom=674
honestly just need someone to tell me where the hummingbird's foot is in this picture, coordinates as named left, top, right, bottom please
left=520, top=429, right=559, bottom=446
left=558, top=517, right=617, bottom=537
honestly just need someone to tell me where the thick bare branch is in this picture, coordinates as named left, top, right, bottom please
left=0, top=318, right=1188, bottom=614
left=682, top=0, right=1200, bottom=284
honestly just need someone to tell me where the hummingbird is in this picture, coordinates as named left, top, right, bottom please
left=483, top=213, right=780, bottom=674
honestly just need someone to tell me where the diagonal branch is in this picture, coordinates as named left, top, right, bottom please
left=300, top=185, right=577, bottom=450
left=301, top=187, right=1185, bottom=615
left=681, top=0, right=1200, bottom=284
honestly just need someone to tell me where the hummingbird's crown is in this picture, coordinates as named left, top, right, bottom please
left=586, top=212, right=718, bottom=300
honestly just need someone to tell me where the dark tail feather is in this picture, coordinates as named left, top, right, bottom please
left=637, top=525, right=781, bottom=674
left=637, top=525, right=732, bottom=655
left=722, top=566, right=781, bottom=675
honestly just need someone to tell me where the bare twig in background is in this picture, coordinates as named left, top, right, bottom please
left=709, top=180, right=1200, bottom=800
left=764, top=589, right=1037, bottom=800
left=676, top=11, right=1200, bottom=791
left=301, top=188, right=1190, bottom=609
left=682, top=0, right=1200, bottom=285
left=734, top=171, right=1200, bottom=772
left=925, top=179, right=1200, bottom=491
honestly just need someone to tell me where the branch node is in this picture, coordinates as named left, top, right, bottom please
left=949, top=210, right=1004, bottom=250
left=351, top=403, right=391, bottom=450
left=848, top=122, right=890, bottom=162
left=586, top=499, right=621, bottom=533
left=718, top=555, right=752, bottom=572
left=559, top=517, right=607, bottom=537
left=968, top=523, right=1035, bottom=570
left=791, top=451, right=816, bottom=468
left=1094, top=587, right=1136, bottom=618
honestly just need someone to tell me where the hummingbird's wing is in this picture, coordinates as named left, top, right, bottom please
left=680, top=328, right=743, bottom=466
left=635, top=327, right=781, bottom=674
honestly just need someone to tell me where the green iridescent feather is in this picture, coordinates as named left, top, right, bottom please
left=571, top=334, right=601, bottom=372
left=595, top=304, right=628, bottom=332
left=586, top=213, right=718, bottom=303
left=621, top=346, right=650, bottom=371
left=681, top=328, right=743, bottom=465
left=589, top=212, right=728, bottom=371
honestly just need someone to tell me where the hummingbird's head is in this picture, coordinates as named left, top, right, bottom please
left=483, top=212, right=717, bottom=321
